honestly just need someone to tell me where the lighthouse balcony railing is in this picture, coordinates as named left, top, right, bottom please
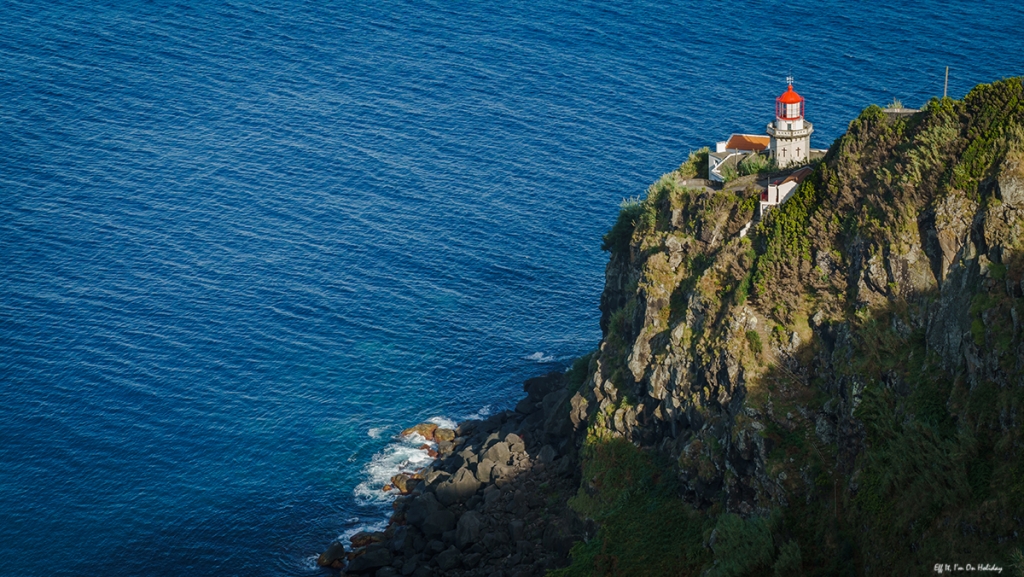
left=766, top=121, right=813, bottom=138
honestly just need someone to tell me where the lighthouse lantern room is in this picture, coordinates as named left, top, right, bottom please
left=766, top=78, right=813, bottom=168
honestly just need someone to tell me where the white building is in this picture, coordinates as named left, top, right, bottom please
left=766, top=82, right=814, bottom=168
left=758, top=166, right=813, bottom=217
left=707, top=134, right=770, bottom=182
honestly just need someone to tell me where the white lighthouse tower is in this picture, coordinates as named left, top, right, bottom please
left=766, top=78, right=813, bottom=168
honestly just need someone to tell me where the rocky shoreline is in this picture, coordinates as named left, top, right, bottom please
left=318, top=372, right=590, bottom=576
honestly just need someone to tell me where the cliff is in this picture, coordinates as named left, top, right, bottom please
left=562, top=77, right=1024, bottom=575
left=322, top=78, right=1024, bottom=577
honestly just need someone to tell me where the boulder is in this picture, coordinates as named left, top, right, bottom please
left=390, top=473, right=419, bottom=494
left=405, top=492, right=442, bottom=527
left=508, top=519, right=525, bottom=542
left=346, top=545, right=393, bottom=573
left=537, top=444, right=557, bottom=464
left=434, top=428, right=456, bottom=442
left=401, top=422, right=439, bottom=441
left=505, top=433, right=526, bottom=454
left=435, top=466, right=481, bottom=506
left=483, top=442, right=511, bottom=465
left=423, top=469, right=450, bottom=490
left=436, top=545, right=461, bottom=571
left=350, top=530, right=384, bottom=548
left=515, top=397, right=536, bottom=414
left=401, top=555, right=421, bottom=576
left=491, top=464, right=514, bottom=486
left=421, top=508, right=456, bottom=538
left=543, top=390, right=572, bottom=438
left=475, top=458, right=495, bottom=483
left=316, top=540, right=346, bottom=568
left=524, top=372, right=563, bottom=403
left=457, top=510, right=484, bottom=548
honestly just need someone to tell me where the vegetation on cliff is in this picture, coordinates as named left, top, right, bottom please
left=564, top=78, right=1024, bottom=576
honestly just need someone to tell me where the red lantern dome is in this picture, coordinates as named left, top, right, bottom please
left=775, top=84, right=805, bottom=120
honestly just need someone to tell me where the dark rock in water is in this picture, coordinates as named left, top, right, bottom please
left=346, top=545, right=393, bottom=574
left=401, top=422, right=439, bottom=441
left=435, top=466, right=480, bottom=506
left=349, top=530, right=384, bottom=548
left=515, top=397, right=536, bottom=414
left=421, top=508, right=456, bottom=538
left=524, top=372, right=563, bottom=403
left=434, top=428, right=456, bottom=442
left=436, top=545, right=461, bottom=571
left=390, top=473, right=419, bottom=494
left=456, top=510, right=484, bottom=548
left=316, top=540, right=346, bottom=568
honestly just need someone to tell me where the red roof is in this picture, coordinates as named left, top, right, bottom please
left=782, top=166, right=814, bottom=184
left=777, top=84, right=803, bottom=104
left=725, top=134, right=770, bottom=151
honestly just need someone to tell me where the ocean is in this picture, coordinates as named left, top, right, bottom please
left=1, top=1, right=1020, bottom=574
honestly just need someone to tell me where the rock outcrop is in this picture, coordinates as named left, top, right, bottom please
left=567, top=78, right=1024, bottom=573
left=326, top=373, right=589, bottom=576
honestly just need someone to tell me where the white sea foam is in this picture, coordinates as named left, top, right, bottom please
left=463, top=405, right=492, bottom=420
left=524, top=351, right=554, bottom=362
left=426, top=415, right=457, bottom=429
left=339, top=518, right=389, bottom=544
left=302, top=553, right=321, bottom=570
left=367, top=427, right=387, bottom=439
left=352, top=418, right=456, bottom=505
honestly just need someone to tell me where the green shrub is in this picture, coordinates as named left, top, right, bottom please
left=739, top=153, right=771, bottom=176
left=602, top=197, right=646, bottom=253
left=773, top=540, right=802, bottom=576
left=745, top=330, right=762, bottom=355
left=566, top=351, right=596, bottom=392
left=719, top=163, right=739, bottom=183
left=556, top=438, right=709, bottom=577
left=706, top=513, right=775, bottom=577
left=735, top=273, right=752, bottom=306
left=679, top=147, right=710, bottom=179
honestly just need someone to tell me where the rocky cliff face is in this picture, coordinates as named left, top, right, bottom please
left=569, top=78, right=1024, bottom=574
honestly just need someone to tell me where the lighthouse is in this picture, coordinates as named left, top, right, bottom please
left=766, top=78, right=814, bottom=168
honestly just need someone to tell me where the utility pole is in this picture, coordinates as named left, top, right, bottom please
left=944, top=66, right=949, bottom=99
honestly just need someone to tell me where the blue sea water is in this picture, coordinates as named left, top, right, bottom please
left=1, top=1, right=1020, bottom=574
